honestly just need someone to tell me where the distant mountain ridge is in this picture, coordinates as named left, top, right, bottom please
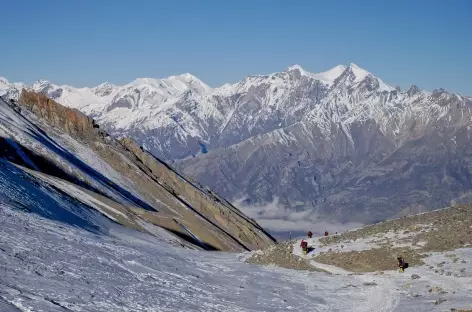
left=0, top=64, right=410, bottom=161
left=2, top=65, right=472, bottom=230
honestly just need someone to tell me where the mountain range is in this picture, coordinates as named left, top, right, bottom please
left=2, top=64, right=472, bottom=233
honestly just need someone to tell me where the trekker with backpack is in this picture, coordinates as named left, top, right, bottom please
left=397, top=256, right=408, bottom=272
left=300, top=239, right=308, bottom=255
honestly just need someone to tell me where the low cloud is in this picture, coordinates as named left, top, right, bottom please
left=233, top=197, right=363, bottom=236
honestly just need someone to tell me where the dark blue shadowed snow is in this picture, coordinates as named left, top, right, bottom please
left=0, top=159, right=109, bottom=235
left=29, top=130, right=157, bottom=212
left=4, top=138, right=41, bottom=171
left=199, top=142, right=208, bottom=154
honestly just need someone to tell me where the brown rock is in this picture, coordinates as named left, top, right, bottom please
left=19, top=90, right=104, bottom=141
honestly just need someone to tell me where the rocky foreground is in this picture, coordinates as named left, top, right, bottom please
left=245, top=204, right=472, bottom=311
left=248, top=204, right=472, bottom=272
left=314, top=204, right=472, bottom=272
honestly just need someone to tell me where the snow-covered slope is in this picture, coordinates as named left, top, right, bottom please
left=0, top=203, right=374, bottom=311
left=2, top=193, right=472, bottom=311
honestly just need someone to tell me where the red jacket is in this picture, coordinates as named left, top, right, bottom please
left=300, top=240, right=308, bottom=249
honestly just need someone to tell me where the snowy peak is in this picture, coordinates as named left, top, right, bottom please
left=0, top=76, right=24, bottom=89
left=336, top=63, right=395, bottom=92
left=346, top=63, right=371, bottom=83
left=0, top=77, right=25, bottom=100
left=311, top=65, right=347, bottom=86
left=30, top=79, right=56, bottom=89
left=29, top=80, right=64, bottom=100
left=167, top=73, right=211, bottom=94
left=336, top=63, right=374, bottom=85
left=0, top=76, right=10, bottom=86
left=284, top=63, right=393, bottom=90
left=407, top=85, right=420, bottom=96
left=91, top=82, right=117, bottom=97
left=127, top=73, right=210, bottom=98
left=285, top=64, right=306, bottom=73
left=30, top=79, right=59, bottom=92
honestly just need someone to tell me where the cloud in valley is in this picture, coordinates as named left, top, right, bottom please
left=233, top=197, right=363, bottom=236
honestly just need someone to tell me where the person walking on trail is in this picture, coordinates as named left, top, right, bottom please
left=324, top=230, right=329, bottom=236
left=397, top=256, right=407, bottom=272
left=300, top=239, right=308, bottom=255
left=307, top=231, right=313, bottom=238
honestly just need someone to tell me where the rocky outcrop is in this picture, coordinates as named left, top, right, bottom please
left=19, top=89, right=105, bottom=141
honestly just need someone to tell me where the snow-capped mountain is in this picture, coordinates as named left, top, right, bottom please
left=1, top=64, right=394, bottom=160
left=2, top=64, right=471, bottom=229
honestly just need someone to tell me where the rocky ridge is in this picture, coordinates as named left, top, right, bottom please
left=0, top=90, right=276, bottom=252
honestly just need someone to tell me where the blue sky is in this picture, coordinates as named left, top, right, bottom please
left=0, top=0, right=471, bottom=94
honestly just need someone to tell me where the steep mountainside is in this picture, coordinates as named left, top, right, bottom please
left=0, top=91, right=275, bottom=252
left=2, top=65, right=472, bottom=229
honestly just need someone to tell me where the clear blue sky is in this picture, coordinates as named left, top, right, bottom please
left=1, top=0, right=471, bottom=94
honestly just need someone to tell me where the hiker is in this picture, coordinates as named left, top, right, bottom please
left=307, top=231, right=313, bottom=238
left=397, top=256, right=407, bottom=273
left=300, top=239, right=308, bottom=255
left=324, top=230, right=329, bottom=236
